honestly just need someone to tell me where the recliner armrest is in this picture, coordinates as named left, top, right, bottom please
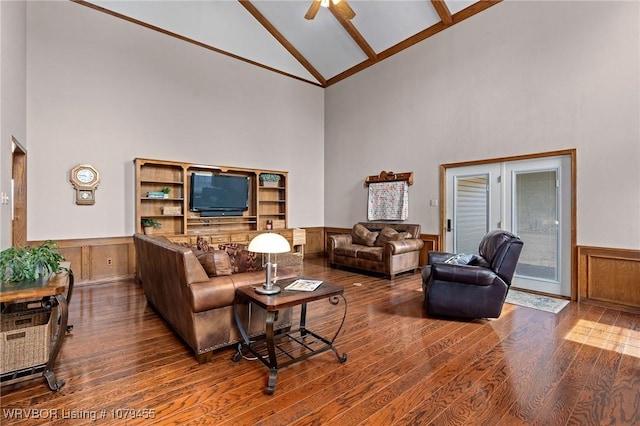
left=428, top=251, right=456, bottom=264
left=431, top=263, right=497, bottom=286
left=387, top=238, right=424, bottom=254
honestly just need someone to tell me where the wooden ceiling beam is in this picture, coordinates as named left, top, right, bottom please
left=431, top=0, right=453, bottom=26
left=329, top=2, right=377, bottom=60
left=327, top=0, right=502, bottom=86
left=73, top=0, right=323, bottom=87
left=239, top=0, right=327, bottom=86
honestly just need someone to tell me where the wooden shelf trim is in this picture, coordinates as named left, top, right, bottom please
left=365, top=170, right=414, bottom=186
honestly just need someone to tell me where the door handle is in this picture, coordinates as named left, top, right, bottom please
left=446, top=219, right=452, bottom=232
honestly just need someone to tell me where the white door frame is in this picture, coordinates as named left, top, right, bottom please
left=440, top=149, right=577, bottom=300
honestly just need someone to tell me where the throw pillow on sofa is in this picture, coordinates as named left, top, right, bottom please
left=235, top=249, right=263, bottom=273
left=444, top=253, right=478, bottom=265
left=352, top=223, right=379, bottom=247
left=219, top=243, right=264, bottom=273
left=197, top=250, right=233, bottom=277
left=374, top=227, right=407, bottom=246
left=196, top=236, right=211, bottom=252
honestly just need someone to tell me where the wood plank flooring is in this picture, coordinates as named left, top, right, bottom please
left=1, top=258, right=638, bottom=425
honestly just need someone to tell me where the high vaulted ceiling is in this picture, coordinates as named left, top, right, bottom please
left=78, top=0, right=501, bottom=87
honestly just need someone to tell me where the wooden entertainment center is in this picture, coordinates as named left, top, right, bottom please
left=134, top=158, right=293, bottom=245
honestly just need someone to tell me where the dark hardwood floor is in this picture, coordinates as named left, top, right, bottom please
left=2, top=258, right=638, bottom=425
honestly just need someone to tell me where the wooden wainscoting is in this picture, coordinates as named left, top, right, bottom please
left=303, top=227, right=325, bottom=258
left=578, top=245, right=640, bottom=309
left=28, top=226, right=440, bottom=285
left=29, top=236, right=136, bottom=285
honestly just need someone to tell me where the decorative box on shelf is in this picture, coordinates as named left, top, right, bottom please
left=147, top=191, right=168, bottom=199
left=272, top=219, right=286, bottom=229
left=162, top=206, right=181, bottom=215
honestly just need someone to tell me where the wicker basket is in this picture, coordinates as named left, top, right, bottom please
left=0, top=308, right=51, bottom=374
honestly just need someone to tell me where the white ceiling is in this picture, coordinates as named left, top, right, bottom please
left=80, top=0, right=499, bottom=87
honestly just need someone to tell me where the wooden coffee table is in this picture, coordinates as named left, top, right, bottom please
left=233, top=278, right=347, bottom=395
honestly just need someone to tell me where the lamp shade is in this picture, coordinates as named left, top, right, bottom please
left=248, top=232, right=291, bottom=254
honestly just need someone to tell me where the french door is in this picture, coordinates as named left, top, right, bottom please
left=445, top=155, right=571, bottom=296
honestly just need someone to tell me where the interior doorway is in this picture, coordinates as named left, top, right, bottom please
left=11, top=136, right=27, bottom=247
left=441, top=150, right=576, bottom=298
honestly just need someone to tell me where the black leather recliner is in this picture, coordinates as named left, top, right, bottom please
left=422, top=230, right=524, bottom=319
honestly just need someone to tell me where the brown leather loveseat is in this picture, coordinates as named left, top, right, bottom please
left=133, top=233, right=299, bottom=363
left=328, top=222, right=424, bottom=279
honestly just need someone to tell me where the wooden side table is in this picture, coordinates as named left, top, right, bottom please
left=292, top=228, right=306, bottom=258
left=0, top=263, right=73, bottom=391
left=233, top=279, right=347, bottom=395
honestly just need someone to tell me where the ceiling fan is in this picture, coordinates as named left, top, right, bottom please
left=304, top=0, right=356, bottom=20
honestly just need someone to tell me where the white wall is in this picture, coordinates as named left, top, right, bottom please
left=25, top=1, right=324, bottom=240
left=0, top=1, right=27, bottom=249
left=325, top=0, right=640, bottom=250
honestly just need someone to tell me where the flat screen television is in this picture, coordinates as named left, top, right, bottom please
left=189, top=173, right=249, bottom=217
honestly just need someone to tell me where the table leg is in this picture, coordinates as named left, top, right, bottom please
left=299, top=303, right=307, bottom=336
left=65, top=270, right=75, bottom=333
left=264, top=310, right=278, bottom=394
left=328, top=295, right=348, bottom=363
left=266, top=369, right=277, bottom=395
left=43, top=293, right=68, bottom=391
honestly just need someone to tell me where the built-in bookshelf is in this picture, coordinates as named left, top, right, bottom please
left=134, top=158, right=288, bottom=236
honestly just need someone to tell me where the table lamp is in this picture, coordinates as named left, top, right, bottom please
left=248, top=232, right=291, bottom=295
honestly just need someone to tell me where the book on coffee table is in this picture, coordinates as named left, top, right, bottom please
left=284, top=279, right=323, bottom=292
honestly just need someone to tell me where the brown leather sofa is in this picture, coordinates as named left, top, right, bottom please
left=133, top=233, right=299, bottom=363
left=328, top=222, right=424, bottom=279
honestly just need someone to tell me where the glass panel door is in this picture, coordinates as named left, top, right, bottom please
left=513, top=170, right=559, bottom=282
left=454, top=175, right=489, bottom=254
left=445, top=155, right=571, bottom=296
left=445, top=164, right=501, bottom=254
left=504, top=157, right=571, bottom=296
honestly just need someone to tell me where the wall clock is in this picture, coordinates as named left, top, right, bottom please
left=70, top=164, right=100, bottom=205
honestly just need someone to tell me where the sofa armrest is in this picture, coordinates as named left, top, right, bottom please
left=189, top=277, right=236, bottom=313
left=387, top=238, right=424, bottom=255
left=189, top=267, right=301, bottom=313
left=329, top=233, right=352, bottom=248
left=431, top=263, right=497, bottom=286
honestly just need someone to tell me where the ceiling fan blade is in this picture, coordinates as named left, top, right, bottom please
left=334, top=0, right=355, bottom=20
left=304, top=0, right=321, bottom=20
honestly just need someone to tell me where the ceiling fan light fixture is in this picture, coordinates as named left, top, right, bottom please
left=307, top=0, right=353, bottom=20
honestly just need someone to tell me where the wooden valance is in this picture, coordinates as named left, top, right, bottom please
left=365, top=171, right=414, bottom=186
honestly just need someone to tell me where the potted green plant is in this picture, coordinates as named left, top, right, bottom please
left=0, top=240, right=67, bottom=283
left=141, top=218, right=162, bottom=235
left=260, top=173, right=281, bottom=187
left=161, top=187, right=171, bottom=198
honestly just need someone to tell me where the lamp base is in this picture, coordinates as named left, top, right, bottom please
left=254, top=285, right=281, bottom=295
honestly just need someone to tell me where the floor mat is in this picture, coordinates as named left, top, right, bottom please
left=505, top=289, right=570, bottom=314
